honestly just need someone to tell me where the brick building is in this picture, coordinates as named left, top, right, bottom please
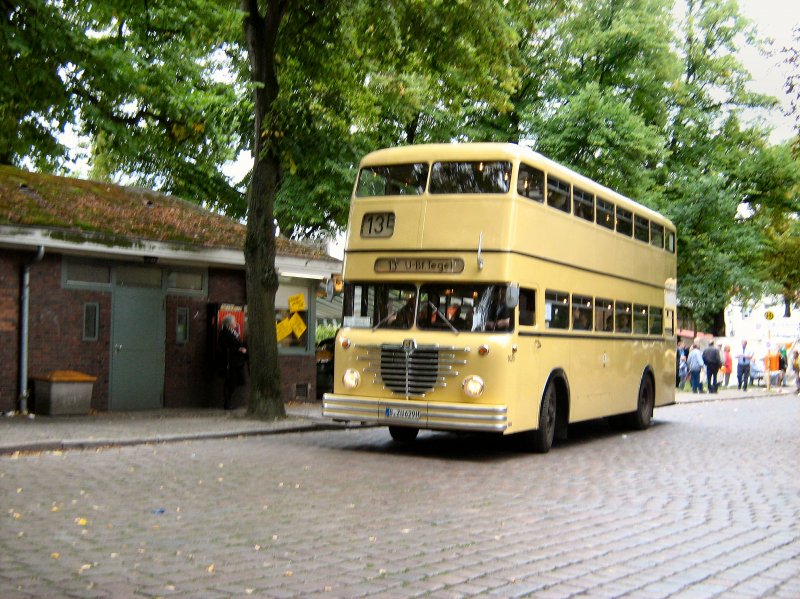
left=0, top=166, right=340, bottom=413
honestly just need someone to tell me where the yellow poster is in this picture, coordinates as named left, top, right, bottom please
left=288, top=293, right=307, bottom=313
left=290, top=312, right=307, bottom=338
left=276, top=317, right=292, bottom=342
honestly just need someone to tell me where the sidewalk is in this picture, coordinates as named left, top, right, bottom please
left=674, top=383, right=790, bottom=404
left=0, top=402, right=355, bottom=456
left=1, top=385, right=794, bottom=456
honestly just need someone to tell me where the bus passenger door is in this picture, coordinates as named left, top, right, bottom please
left=515, top=287, right=543, bottom=432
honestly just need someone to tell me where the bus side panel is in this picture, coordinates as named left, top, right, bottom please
left=568, top=337, right=612, bottom=422
left=509, top=333, right=543, bottom=433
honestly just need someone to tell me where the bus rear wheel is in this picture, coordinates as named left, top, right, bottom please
left=389, top=426, right=419, bottom=443
left=523, top=381, right=557, bottom=453
left=627, top=376, right=654, bottom=430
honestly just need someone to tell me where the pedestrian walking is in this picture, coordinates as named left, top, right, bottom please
left=720, top=344, right=733, bottom=388
left=218, top=315, right=248, bottom=410
left=676, top=339, right=687, bottom=388
left=736, top=340, right=754, bottom=391
left=688, top=339, right=705, bottom=394
left=792, top=349, right=800, bottom=394
left=678, top=354, right=689, bottom=390
left=702, top=339, right=722, bottom=393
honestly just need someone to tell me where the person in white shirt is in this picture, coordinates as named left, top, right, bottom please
left=735, top=340, right=754, bottom=391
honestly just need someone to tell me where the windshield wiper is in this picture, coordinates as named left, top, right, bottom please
left=372, top=310, right=397, bottom=330
left=427, top=301, right=459, bottom=335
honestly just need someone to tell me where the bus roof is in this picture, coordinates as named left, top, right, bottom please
left=359, top=143, right=674, bottom=230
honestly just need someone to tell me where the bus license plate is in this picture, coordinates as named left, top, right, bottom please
left=386, top=407, right=421, bottom=421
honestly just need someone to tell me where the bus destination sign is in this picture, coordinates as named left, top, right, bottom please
left=374, top=257, right=465, bottom=274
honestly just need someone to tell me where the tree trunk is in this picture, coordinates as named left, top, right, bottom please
left=242, top=0, right=286, bottom=419
left=709, top=308, right=726, bottom=337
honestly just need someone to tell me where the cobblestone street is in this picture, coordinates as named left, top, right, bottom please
left=2, top=395, right=799, bottom=598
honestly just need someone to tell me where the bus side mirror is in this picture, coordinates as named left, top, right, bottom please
left=505, top=283, right=519, bottom=309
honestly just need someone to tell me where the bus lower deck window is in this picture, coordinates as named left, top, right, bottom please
left=545, top=291, right=569, bottom=329
left=595, top=299, right=614, bottom=332
left=572, top=295, right=593, bottom=330
left=616, top=301, right=632, bottom=333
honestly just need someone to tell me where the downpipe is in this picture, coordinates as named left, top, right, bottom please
left=18, top=245, right=45, bottom=414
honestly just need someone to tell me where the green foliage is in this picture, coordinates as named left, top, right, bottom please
left=533, top=83, right=665, bottom=199
left=315, top=322, right=338, bottom=344
left=740, top=143, right=800, bottom=310
left=1, top=1, right=77, bottom=168
left=2, top=0, right=249, bottom=213
left=5, top=0, right=797, bottom=333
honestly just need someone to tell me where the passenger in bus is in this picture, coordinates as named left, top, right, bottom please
left=389, top=296, right=416, bottom=328
left=417, top=301, right=434, bottom=327
left=447, top=305, right=466, bottom=330
left=489, top=288, right=512, bottom=330
left=573, top=308, right=591, bottom=331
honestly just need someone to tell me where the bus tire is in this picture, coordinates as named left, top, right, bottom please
left=389, top=426, right=419, bottom=443
left=627, top=375, right=654, bottom=430
left=526, top=381, right=557, bottom=453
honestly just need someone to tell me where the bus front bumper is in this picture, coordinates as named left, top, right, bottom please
left=322, top=394, right=508, bottom=433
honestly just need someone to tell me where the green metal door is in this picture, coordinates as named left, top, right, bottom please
left=110, top=285, right=165, bottom=410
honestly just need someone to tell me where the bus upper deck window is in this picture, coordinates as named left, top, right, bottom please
left=356, top=163, right=428, bottom=197
left=634, top=215, right=649, bottom=243
left=666, top=230, right=676, bottom=253
left=650, top=223, right=664, bottom=249
left=517, top=164, right=544, bottom=202
left=616, top=208, right=633, bottom=236
left=596, top=198, right=614, bottom=229
left=546, top=176, right=571, bottom=213
left=573, top=188, right=594, bottom=221
left=430, top=161, right=512, bottom=194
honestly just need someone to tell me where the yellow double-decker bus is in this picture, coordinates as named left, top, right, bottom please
left=323, top=143, right=677, bottom=452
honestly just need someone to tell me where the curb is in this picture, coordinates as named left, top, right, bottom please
left=0, top=420, right=372, bottom=456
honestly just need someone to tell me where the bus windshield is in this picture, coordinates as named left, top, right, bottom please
left=343, top=282, right=514, bottom=333
left=419, top=283, right=513, bottom=332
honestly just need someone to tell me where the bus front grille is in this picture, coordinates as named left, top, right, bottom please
left=359, top=342, right=469, bottom=398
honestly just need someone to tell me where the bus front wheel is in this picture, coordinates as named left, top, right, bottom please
left=627, top=375, right=654, bottom=430
left=389, top=426, right=419, bottom=443
left=524, top=381, right=557, bottom=453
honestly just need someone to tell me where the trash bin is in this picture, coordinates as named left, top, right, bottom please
left=33, top=370, right=96, bottom=415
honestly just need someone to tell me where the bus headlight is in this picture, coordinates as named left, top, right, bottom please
left=342, top=368, right=361, bottom=390
left=462, top=375, right=485, bottom=398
